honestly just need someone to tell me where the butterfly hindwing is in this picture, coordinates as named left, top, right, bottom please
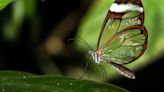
left=102, top=25, right=147, bottom=64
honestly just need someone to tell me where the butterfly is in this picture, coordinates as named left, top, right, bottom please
left=88, top=0, right=148, bottom=79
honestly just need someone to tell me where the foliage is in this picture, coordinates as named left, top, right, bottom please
left=0, top=0, right=12, bottom=10
left=0, top=71, right=128, bottom=92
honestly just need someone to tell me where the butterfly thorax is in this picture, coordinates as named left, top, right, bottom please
left=88, top=50, right=104, bottom=64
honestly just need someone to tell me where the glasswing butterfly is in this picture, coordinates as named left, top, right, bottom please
left=88, top=0, right=148, bottom=79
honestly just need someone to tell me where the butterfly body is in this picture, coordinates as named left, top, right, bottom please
left=88, top=50, right=103, bottom=64
left=88, top=0, right=148, bottom=79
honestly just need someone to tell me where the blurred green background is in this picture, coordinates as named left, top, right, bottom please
left=0, top=0, right=164, bottom=91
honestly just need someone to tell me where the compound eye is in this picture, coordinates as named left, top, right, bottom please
left=88, top=50, right=92, bottom=55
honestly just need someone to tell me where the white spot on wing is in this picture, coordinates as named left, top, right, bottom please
left=110, top=3, right=143, bottom=13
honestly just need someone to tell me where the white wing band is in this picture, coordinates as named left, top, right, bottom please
left=110, top=3, right=143, bottom=13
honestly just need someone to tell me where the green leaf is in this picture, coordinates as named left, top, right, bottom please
left=0, top=71, right=128, bottom=92
left=0, top=0, right=13, bottom=10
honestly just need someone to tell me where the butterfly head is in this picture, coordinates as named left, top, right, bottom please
left=88, top=50, right=104, bottom=64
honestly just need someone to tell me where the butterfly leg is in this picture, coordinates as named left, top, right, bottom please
left=97, top=64, right=108, bottom=82
left=78, top=62, right=90, bottom=80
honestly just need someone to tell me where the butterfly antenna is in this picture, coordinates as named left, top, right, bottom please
left=78, top=36, right=93, bottom=50
left=97, top=64, right=108, bottom=81
left=79, top=62, right=90, bottom=80
left=68, top=36, right=93, bottom=50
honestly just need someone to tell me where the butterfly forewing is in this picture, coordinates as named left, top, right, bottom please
left=96, top=18, right=121, bottom=50
left=97, top=12, right=144, bottom=48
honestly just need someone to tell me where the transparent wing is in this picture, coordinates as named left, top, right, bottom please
left=102, top=25, right=147, bottom=64
left=96, top=11, right=143, bottom=50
